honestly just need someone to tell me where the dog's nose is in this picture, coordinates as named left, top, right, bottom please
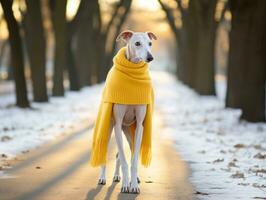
left=147, top=54, right=153, bottom=62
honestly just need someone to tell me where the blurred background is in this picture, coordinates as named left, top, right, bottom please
left=0, top=0, right=265, bottom=121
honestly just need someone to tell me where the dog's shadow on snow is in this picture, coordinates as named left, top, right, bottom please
left=85, top=185, right=103, bottom=200
left=104, top=182, right=118, bottom=200
left=85, top=182, right=138, bottom=200
left=117, top=193, right=138, bottom=200
left=104, top=182, right=138, bottom=200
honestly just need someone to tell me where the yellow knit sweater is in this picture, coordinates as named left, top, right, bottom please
left=89, top=47, right=154, bottom=167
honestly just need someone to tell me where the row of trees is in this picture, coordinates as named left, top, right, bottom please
left=0, top=0, right=265, bottom=122
left=158, top=0, right=265, bottom=122
left=0, top=0, right=132, bottom=106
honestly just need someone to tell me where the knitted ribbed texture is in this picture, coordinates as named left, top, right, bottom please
left=90, top=47, right=153, bottom=167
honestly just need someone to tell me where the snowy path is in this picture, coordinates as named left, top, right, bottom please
left=0, top=112, right=193, bottom=200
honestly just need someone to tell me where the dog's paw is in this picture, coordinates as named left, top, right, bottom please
left=121, top=185, right=130, bottom=193
left=121, top=179, right=130, bottom=193
left=113, top=175, right=121, bottom=182
left=98, top=178, right=106, bottom=185
left=130, top=182, right=140, bottom=194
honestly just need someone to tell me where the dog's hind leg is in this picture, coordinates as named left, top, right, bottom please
left=113, top=125, right=133, bottom=182
left=98, top=119, right=114, bottom=185
left=122, top=125, right=141, bottom=184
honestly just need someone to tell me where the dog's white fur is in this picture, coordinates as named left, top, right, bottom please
left=98, top=30, right=157, bottom=194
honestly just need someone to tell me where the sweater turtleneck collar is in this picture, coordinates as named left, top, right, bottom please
left=114, top=47, right=147, bottom=69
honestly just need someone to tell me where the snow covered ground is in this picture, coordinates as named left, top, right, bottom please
left=0, top=71, right=265, bottom=199
left=0, top=84, right=101, bottom=169
left=154, top=72, right=266, bottom=200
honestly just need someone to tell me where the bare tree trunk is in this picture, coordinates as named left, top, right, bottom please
left=0, top=40, right=7, bottom=63
left=180, top=1, right=198, bottom=88
left=73, top=0, right=97, bottom=86
left=66, top=23, right=80, bottom=91
left=194, top=0, right=217, bottom=95
left=0, top=0, right=30, bottom=107
left=226, top=0, right=266, bottom=122
left=50, top=0, right=67, bottom=96
left=195, top=29, right=216, bottom=95
left=158, top=0, right=209, bottom=91
left=158, top=0, right=195, bottom=86
left=24, top=0, right=48, bottom=102
left=95, top=38, right=106, bottom=82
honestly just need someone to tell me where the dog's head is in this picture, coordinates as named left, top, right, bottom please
left=116, top=30, right=157, bottom=63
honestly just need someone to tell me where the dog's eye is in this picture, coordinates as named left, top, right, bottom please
left=135, top=42, right=141, bottom=46
left=149, top=42, right=152, bottom=46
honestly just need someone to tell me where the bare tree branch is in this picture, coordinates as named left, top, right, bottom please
left=158, top=0, right=179, bottom=38
left=220, top=0, right=229, bottom=23
left=110, top=0, right=132, bottom=54
left=104, top=0, right=124, bottom=35
left=94, top=0, right=102, bottom=34
left=175, top=0, right=184, bottom=14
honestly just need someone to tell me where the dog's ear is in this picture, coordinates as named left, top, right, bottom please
left=116, top=30, right=134, bottom=42
left=146, top=32, right=157, bottom=40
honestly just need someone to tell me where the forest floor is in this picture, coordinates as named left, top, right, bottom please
left=0, top=71, right=265, bottom=199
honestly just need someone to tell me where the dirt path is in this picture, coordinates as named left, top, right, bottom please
left=0, top=113, right=194, bottom=200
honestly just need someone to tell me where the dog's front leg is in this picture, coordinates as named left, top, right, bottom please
left=114, top=123, right=129, bottom=192
left=113, top=105, right=129, bottom=193
left=130, top=105, right=146, bottom=194
left=130, top=124, right=143, bottom=193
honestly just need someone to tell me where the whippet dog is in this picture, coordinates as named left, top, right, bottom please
left=98, top=30, right=157, bottom=194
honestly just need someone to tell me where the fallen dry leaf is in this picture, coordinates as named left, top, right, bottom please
left=238, top=183, right=249, bottom=186
left=228, top=162, right=238, bottom=168
left=234, top=144, right=245, bottom=148
left=213, top=158, right=224, bottom=163
left=145, top=181, right=153, bottom=183
left=252, top=183, right=266, bottom=188
left=250, top=168, right=266, bottom=174
left=254, top=153, right=266, bottom=159
left=255, top=169, right=266, bottom=174
left=231, top=172, right=245, bottom=179
left=1, top=135, right=12, bottom=142
left=195, top=191, right=209, bottom=195
left=253, top=197, right=266, bottom=200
